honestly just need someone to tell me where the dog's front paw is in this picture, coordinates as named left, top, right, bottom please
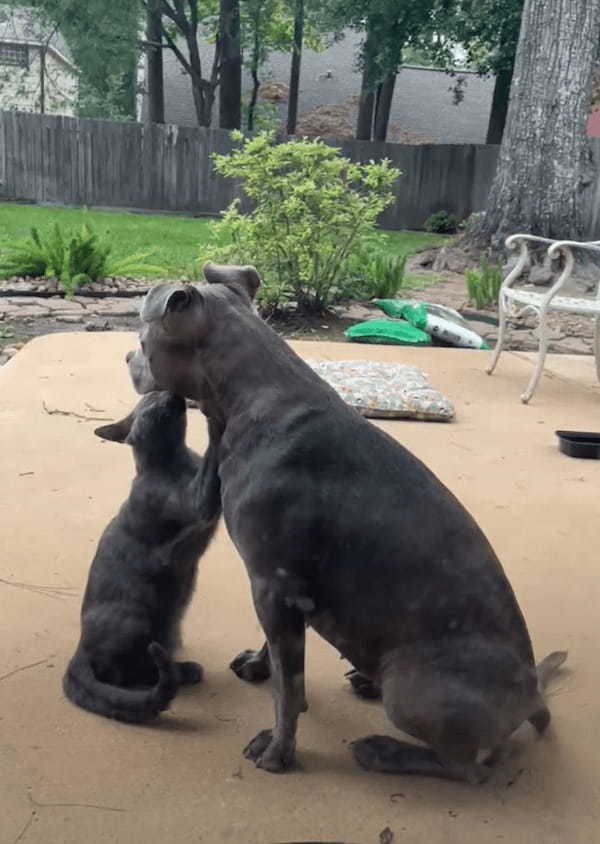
left=230, top=649, right=270, bottom=683
left=243, top=728, right=273, bottom=762
left=177, top=660, right=204, bottom=685
left=243, top=729, right=295, bottom=773
left=346, top=669, right=382, bottom=701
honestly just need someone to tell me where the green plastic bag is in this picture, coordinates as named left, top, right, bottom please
left=345, top=319, right=432, bottom=346
left=374, top=298, right=428, bottom=329
left=374, top=298, right=490, bottom=350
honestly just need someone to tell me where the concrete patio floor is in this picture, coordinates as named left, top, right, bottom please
left=1, top=333, right=599, bottom=844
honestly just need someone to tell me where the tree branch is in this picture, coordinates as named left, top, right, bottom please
left=161, top=23, right=194, bottom=76
left=160, top=0, right=189, bottom=36
left=161, top=23, right=213, bottom=94
left=188, top=0, right=198, bottom=32
left=140, top=39, right=169, bottom=50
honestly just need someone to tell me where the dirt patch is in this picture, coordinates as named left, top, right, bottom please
left=267, top=311, right=358, bottom=343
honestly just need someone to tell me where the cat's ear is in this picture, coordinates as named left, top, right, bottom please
left=94, top=412, right=134, bottom=444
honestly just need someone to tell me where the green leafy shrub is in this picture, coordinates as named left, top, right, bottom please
left=0, top=223, right=166, bottom=297
left=424, top=210, right=459, bottom=234
left=465, top=256, right=503, bottom=309
left=200, top=131, right=400, bottom=314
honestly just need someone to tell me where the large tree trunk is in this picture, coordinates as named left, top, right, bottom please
left=286, top=0, right=304, bottom=135
left=186, top=31, right=213, bottom=126
left=373, top=70, right=397, bottom=142
left=356, top=26, right=377, bottom=141
left=468, top=0, right=600, bottom=250
left=39, top=43, right=47, bottom=113
left=146, top=0, right=165, bottom=123
left=485, top=64, right=513, bottom=145
left=218, top=0, right=241, bottom=129
left=356, top=67, right=375, bottom=140
left=247, top=34, right=260, bottom=133
left=121, top=57, right=139, bottom=121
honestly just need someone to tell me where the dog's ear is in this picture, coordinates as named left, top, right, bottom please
left=94, top=412, right=135, bottom=444
left=140, top=283, right=205, bottom=340
left=140, top=283, right=202, bottom=322
left=203, top=262, right=261, bottom=301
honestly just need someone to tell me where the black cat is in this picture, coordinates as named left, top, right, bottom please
left=63, top=391, right=221, bottom=723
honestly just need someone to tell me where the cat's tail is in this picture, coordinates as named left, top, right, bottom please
left=62, top=642, right=179, bottom=723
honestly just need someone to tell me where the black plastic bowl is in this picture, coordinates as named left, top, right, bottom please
left=556, top=430, right=600, bottom=459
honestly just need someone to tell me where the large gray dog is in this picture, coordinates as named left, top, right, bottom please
left=127, top=263, right=566, bottom=783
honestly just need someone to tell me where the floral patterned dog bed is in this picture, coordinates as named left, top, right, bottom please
left=306, top=359, right=455, bottom=422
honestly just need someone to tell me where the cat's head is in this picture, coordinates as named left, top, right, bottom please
left=94, top=391, right=187, bottom=461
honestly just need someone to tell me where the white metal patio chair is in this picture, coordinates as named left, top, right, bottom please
left=487, top=234, right=600, bottom=403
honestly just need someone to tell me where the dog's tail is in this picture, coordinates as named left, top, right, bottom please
left=62, top=642, right=179, bottom=724
left=528, top=650, right=568, bottom=734
left=536, top=650, right=568, bottom=693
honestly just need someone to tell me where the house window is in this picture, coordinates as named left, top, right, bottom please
left=0, top=43, right=29, bottom=68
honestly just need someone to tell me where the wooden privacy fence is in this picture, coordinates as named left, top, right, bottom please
left=0, top=111, right=240, bottom=217
left=3, top=109, right=598, bottom=233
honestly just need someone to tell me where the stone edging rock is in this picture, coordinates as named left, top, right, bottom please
left=0, top=294, right=143, bottom=326
left=0, top=277, right=154, bottom=299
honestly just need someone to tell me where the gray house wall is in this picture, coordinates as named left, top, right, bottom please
left=146, top=29, right=494, bottom=144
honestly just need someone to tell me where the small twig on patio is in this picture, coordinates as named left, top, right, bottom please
left=42, top=401, right=113, bottom=422
left=0, top=656, right=56, bottom=684
left=0, top=577, right=77, bottom=601
left=28, top=792, right=126, bottom=813
left=12, top=810, right=36, bottom=844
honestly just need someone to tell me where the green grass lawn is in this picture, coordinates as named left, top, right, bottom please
left=0, top=202, right=449, bottom=281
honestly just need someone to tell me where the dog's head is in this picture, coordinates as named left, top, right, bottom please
left=126, top=262, right=261, bottom=406
left=94, top=391, right=187, bottom=461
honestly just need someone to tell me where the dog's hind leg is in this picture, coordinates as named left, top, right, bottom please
left=230, top=641, right=271, bottom=683
left=351, top=659, right=493, bottom=784
left=351, top=735, right=490, bottom=784
left=242, top=583, right=306, bottom=773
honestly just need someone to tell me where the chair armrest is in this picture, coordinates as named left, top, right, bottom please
left=505, top=234, right=560, bottom=250
left=500, top=234, right=575, bottom=303
left=501, top=234, right=557, bottom=291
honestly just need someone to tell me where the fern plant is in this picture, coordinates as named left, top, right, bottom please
left=367, top=253, right=407, bottom=299
left=0, top=223, right=166, bottom=297
left=342, top=239, right=407, bottom=301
